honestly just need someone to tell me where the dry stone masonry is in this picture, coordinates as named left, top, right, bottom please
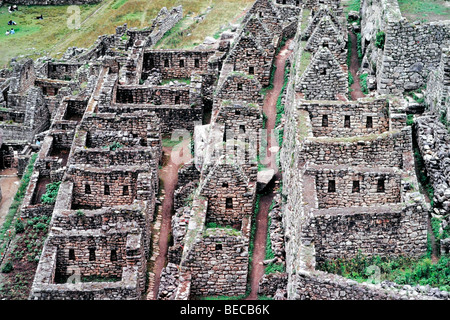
left=0, top=0, right=448, bottom=301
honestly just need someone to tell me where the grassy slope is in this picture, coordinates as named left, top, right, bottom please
left=398, top=0, right=450, bottom=22
left=0, top=0, right=253, bottom=67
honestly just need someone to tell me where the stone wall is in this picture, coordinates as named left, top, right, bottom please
left=291, top=269, right=448, bottom=300
left=103, top=103, right=202, bottom=134
left=300, top=98, right=390, bottom=137
left=47, top=62, right=83, bottom=81
left=185, top=228, right=249, bottom=297
left=304, top=15, right=347, bottom=65
left=299, top=128, right=412, bottom=168
left=115, top=84, right=190, bottom=105
left=297, top=47, right=347, bottom=100
left=199, top=162, right=253, bottom=229
left=69, top=166, right=148, bottom=209
left=275, top=0, right=342, bottom=13
left=425, top=48, right=449, bottom=118
left=225, top=34, right=274, bottom=87
left=81, top=111, right=161, bottom=148
left=215, top=72, right=264, bottom=106
left=257, top=272, right=288, bottom=298
left=415, top=116, right=450, bottom=212
left=304, top=202, right=428, bottom=263
left=146, top=6, right=183, bottom=47
left=142, top=50, right=215, bottom=80
left=305, top=167, right=402, bottom=209
left=376, top=3, right=450, bottom=94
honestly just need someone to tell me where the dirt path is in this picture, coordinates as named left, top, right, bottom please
left=0, top=169, right=20, bottom=228
left=246, top=40, right=292, bottom=300
left=349, top=30, right=365, bottom=100
left=150, top=138, right=195, bottom=299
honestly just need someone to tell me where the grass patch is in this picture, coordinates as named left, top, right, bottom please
left=0, top=0, right=254, bottom=67
left=0, top=153, right=38, bottom=258
left=274, top=64, right=290, bottom=128
left=319, top=251, right=450, bottom=292
left=398, top=0, right=450, bottom=22
left=343, top=0, right=361, bottom=16
left=298, top=42, right=312, bottom=77
left=111, top=0, right=129, bottom=10
left=162, top=137, right=183, bottom=148
left=375, top=30, right=385, bottom=50
left=300, top=8, right=311, bottom=33
left=413, top=148, right=434, bottom=207
left=160, top=78, right=191, bottom=85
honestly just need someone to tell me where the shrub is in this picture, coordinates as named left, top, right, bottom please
left=359, top=73, right=368, bottom=94
left=1, top=261, right=13, bottom=273
left=14, top=220, right=25, bottom=233
left=348, top=72, right=354, bottom=86
left=375, top=31, right=386, bottom=49
left=76, top=210, right=85, bottom=217
left=109, top=142, right=123, bottom=151
left=406, top=114, right=414, bottom=126
left=41, top=181, right=61, bottom=205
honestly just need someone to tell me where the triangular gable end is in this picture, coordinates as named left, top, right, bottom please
left=301, top=5, right=342, bottom=41
left=305, top=16, right=344, bottom=52
left=298, top=47, right=347, bottom=100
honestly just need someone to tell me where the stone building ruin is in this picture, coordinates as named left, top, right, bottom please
left=0, top=0, right=448, bottom=301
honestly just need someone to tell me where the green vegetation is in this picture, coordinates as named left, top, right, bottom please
left=0, top=153, right=37, bottom=258
left=298, top=42, right=312, bottom=76
left=260, top=65, right=276, bottom=96
left=160, top=78, right=191, bottom=86
left=359, top=73, right=368, bottom=94
left=348, top=72, right=354, bottom=86
left=14, top=219, right=25, bottom=234
left=439, top=110, right=450, bottom=131
left=162, top=137, right=182, bottom=148
left=102, top=141, right=123, bottom=151
left=0, top=214, right=51, bottom=299
left=300, top=8, right=311, bottom=32
left=40, top=181, right=61, bottom=205
left=274, top=64, right=290, bottom=128
left=248, top=194, right=260, bottom=270
left=264, top=199, right=285, bottom=275
left=81, top=275, right=121, bottom=283
left=413, top=148, right=434, bottom=207
left=398, top=0, right=450, bottom=22
left=204, top=223, right=240, bottom=236
left=405, top=86, right=426, bottom=104
left=76, top=209, right=85, bottom=217
left=375, top=31, right=386, bottom=50
left=1, top=261, right=13, bottom=273
left=319, top=251, right=450, bottom=291
left=356, top=32, right=363, bottom=64
left=344, top=0, right=361, bottom=16
left=0, top=0, right=254, bottom=67
left=406, top=114, right=414, bottom=126
left=431, top=217, right=450, bottom=253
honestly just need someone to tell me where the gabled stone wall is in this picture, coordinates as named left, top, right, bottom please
left=297, top=47, right=347, bottom=100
